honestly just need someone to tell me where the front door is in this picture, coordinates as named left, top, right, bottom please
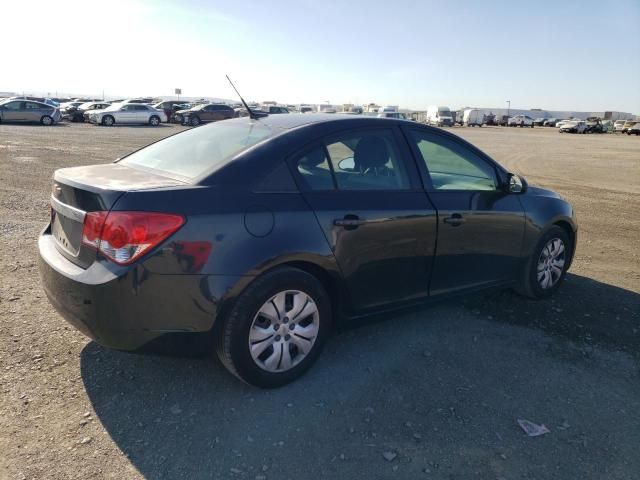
left=291, top=127, right=438, bottom=312
left=404, top=127, right=525, bottom=296
left=1, top=101, right=26, bottom=121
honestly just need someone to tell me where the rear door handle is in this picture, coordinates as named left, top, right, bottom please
left=443, top=213, right=465, bottom=226
left=334, top=215, right=366, bottom=230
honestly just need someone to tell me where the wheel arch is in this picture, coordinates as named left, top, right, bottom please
left=552, top=219, right=577, bottom=269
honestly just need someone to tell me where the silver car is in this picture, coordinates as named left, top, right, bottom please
left=87, top=103, right=167, bottom=126
left=0, top=100, right=61, bottom=125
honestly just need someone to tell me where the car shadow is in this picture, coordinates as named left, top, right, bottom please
left=80, top=273, right=639, bottom=478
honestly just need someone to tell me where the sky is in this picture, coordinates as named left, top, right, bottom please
left=3, top=0, right=639, bottom=113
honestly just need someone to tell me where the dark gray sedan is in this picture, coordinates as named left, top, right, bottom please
left=0, top=99, right=62, bottom=125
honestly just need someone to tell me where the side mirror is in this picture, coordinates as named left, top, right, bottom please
left=507, top=173, right=525, bottom=193
left=338, top=157, right=355, bottom=171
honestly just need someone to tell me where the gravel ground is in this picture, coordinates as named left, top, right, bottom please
left=1, top=122, right=639, bottom=480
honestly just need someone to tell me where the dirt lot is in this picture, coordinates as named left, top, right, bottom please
left=1, top=122, right=639, bottom=480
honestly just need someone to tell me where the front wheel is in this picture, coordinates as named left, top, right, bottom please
left=216, top=267, right=332, bottom=388
left=190, top=115, right=201, bottom=126
left=516, top=225, right=571, bottom=299
left=102, top=115, right=114, bottom=126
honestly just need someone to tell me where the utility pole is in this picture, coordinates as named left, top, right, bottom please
left=506, top=100, right=511, bottom=119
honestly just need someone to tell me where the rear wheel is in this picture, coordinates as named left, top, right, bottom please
left=149, top=115, right=160, bottom=126
left=40, top=115, right=53, bottom=126
left=216, top=267, right=332, bottom=388
left=516, top=225, right=571, bottom=299
left=102, top=115, right=114, bottom=126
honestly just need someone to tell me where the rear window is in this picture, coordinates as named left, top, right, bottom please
left=120, top=121, right=273, bottom=180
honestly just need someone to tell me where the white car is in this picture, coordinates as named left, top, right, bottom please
left=508, top=115, right=534, bottom=127
left=613, top=120, right=627, bottom=132
left=87, top=103, right=167, bottom=126
left=559, top=120, right=588, bottom=134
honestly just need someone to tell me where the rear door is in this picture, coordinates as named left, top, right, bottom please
left=291, top=127, right=438, bottom=312
left=404, top=127, right=525, bottom=295
left=24, top=101, right=47, bottom=122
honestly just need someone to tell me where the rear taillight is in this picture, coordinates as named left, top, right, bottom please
left=81, top=211, right=185, bottom=265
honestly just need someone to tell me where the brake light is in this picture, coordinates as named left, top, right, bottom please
left=81, top=211, right=185, bottom=265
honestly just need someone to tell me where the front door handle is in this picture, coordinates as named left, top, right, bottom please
left=334, top=214, right=366, bottom=230
left=443, top=213, right=465, bottom=226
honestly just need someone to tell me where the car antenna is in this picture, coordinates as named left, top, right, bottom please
left=226, top=75, right=263, bottom=120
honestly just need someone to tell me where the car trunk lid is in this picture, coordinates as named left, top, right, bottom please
left=50, top=163, right=186, bottom=268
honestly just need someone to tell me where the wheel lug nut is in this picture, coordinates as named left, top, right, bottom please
left=274, top=324, right=280, bottom=331
left=275, top=335, right=281, bottom=341
left=285, top=334, right=291, bottom=341
left=283, top=317, right=289, bottom=324
left=289, top=323, right=295, bottom=330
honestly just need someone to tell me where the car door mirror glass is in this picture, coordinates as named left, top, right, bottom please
left=338, top=157, right=355, bottom=171
left=508, top=173, right=524, bottom=193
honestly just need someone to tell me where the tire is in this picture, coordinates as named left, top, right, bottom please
left=40, top=115, right=53, bottom=126
left=102, top=115, right=114, bottom=126
left=190, top=115, right=201, bottom=126
left=516, top=225, right=571, bottom=299
left=216, top=267, right=332, bottom=388
left=149, top=115, right=160, bottom=126
left=174, top=114, right=183, bottom=123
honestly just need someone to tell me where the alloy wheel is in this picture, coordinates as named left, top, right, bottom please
left=537, top=238, right=566, bottom=289
left=248, top=290, right=319, bottom=373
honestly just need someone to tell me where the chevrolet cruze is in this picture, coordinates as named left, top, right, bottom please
left=38, top=114, right=577, bottom=387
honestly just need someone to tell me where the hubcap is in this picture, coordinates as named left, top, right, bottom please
left=248, top=290, right=319, bottom=373
left=537, top=238, right=566, bottom=289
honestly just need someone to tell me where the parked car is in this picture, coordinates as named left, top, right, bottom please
left=543, top=118, right=560, bottom=127
left=426, top=106, right=453, bottom=126
left=174, top=103, right=235, bottom=126
left=508, top=115, right=534, bottom=127
left=626, top=122, right=640, bottom=135
left=621, top=120, right=637, bottom=133
left=495, top=115, right=510, bottom=126
left=377, top=112, right=407, bottom=119
left=584, top=117, right=605, bottom=133
left=533, top=118, right=547, bottom=126
left=0, top=99, right=61, bottom=125
left=559, top=120, right=587, bottom=134
left=87, top=103, right=167, bottom=126
left=261, top=105, right=291, bottom=114
left=463, top=109, right=483, bottom=127
left=299, top=106, right=314, bottom=114
left=613, top=120, right=627, bottom=132
left=38, top=115, right=577, bottom=387
left=153, top=101, right=189, bottom=123
left=63, top=102, right=111, bottom=122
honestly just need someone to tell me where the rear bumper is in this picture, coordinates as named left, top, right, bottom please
left=38, top=231, right=245, bottom=350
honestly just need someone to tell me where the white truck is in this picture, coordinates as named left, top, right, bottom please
left=463, top=108, right=484, bottom=127
left=426, top=106, right=453, bottom=127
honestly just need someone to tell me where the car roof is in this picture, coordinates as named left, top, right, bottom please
left=243, top=113, right=411, bottom=131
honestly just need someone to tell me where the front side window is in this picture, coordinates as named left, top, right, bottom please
left=325, top=129, right=410, bottom=190
left=410, top=130, right=497, bottom=191
left=3, top=101, right=23, bottom=110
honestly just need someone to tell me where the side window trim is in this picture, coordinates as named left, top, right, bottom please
left=403, top=127, right=501, bottom=192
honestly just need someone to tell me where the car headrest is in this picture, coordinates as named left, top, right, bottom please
left=300, top=148, right=326, bottom=169
left=354, top=136, right=389, bottom=171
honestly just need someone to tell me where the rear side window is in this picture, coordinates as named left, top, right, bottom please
left=120, top=121, right=273, bottom=180
left=295, top=146, right=335, bottom=190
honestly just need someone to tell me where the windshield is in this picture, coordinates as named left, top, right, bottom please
left=120, top=120, right=274, bottom=180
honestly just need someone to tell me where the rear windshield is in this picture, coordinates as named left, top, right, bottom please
left=120, top=121, right=273, bottom=180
